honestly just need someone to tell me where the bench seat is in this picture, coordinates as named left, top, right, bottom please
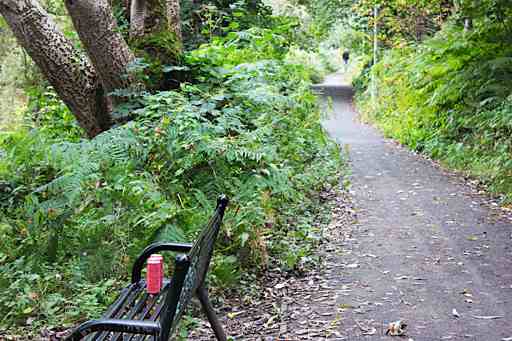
left=85, top=280, right=171, bottom=341
left=66, top=196, right=229, bottom=341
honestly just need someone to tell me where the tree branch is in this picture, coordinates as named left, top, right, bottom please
left=65, top=0, right=136, bottom=99
left=0, top=0, right=111, bottom=137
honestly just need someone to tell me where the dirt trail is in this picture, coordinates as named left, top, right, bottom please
left=193, top=73, right=512, bottom=340
left=312, top=72, right=512, bottom=340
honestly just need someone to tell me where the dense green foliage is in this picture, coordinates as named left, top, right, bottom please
left=181, top=0, right=277, bottom=49
left=8, top=0, right=512, bottom=337
left=353, top=0, right=452, bottom=47
left=295, top=0, right=352, bottom=39
left=0, top=19, right=28, bottom=130
left=356, top=2, right=512, bottom=201
left=0, top=6, right=341, bottom=334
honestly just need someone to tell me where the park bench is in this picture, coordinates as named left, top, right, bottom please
left=65, top=195, right=229, bottom=341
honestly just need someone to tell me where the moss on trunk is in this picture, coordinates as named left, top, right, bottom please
left=129, top=0, right=183, bottom=90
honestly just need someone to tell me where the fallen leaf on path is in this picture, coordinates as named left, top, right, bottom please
left=362, top=327, right=377, bottom=335
left=452, top=308, right=460, bottom=318
left=461, top=288, right=471, bottom=294
left=472, top=315, right=504, bottom=320
left=386, top=320, right=407, bottom=336
left=354, top=320, right=376, bottom=335
left=296, top=329, right=309, bottom=335
left=274, top=282, right=287, bottom=289
left=263, top=314, right=278, bottom=328
left=227, top=311, right=244, bottom=319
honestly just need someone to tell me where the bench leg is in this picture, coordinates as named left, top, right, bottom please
left=197, top=286, right=227, bottom=341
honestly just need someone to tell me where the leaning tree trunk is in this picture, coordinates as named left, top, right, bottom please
left=0, top=0, right=111, bottom=138
left=65, top=0, right=136, bottom=100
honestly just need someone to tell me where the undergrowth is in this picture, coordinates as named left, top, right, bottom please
left=356, top=23, right=512, bottom=202
left=0, top=27, right=341, bottom=333
left=0, top=36, right=27, bottom=131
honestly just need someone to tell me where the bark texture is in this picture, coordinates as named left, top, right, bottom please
left=130, top=0, right=147, bottom=38
left=145, top=0, right=182, bottom=50
left=128, top=0, right=183, bottom=90
left=166, top=0, right=182, bottom=44
left=65, top=0, right=136, bottom=97
left=0, top=0, right=111, bottom=137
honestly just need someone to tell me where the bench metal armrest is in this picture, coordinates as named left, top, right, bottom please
left=131, top=242, right=193, bottom=283
left=65, top=319, right=160, bottom=340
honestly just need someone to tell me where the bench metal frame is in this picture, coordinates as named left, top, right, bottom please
left=65, top=195, right=229, bottom=341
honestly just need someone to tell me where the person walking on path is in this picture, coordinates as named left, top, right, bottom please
left=342, top=50, right=350, bottom=72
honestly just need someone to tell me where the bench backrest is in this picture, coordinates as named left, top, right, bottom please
left=160, top=195, right=229, bottom=340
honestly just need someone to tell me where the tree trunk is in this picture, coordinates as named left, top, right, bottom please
left=130, top=0, right=184, bottom=44
left=166, top=0, right=182, bottom=45
left=65, top=0, right=136, bottom=99
left=128, top=0, right=183, bottom=90
left=0, top=0, right=111, bottom=138
left=130, top=0, right=147, bottom=39
left=132, top=0, right=182, bottom=57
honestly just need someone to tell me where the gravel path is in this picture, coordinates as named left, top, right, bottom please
left=193, top=73, right=512, bottom=340
left=312, top=73, right=512, bottom=340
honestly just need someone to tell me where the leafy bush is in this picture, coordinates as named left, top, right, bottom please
left=357, top=22, right=512, bottom=201
left=285, top=46, right=340, bottom=83
left=0, top=33, right=27, bottom=131
left=0, top=27, right=341, bottom=332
